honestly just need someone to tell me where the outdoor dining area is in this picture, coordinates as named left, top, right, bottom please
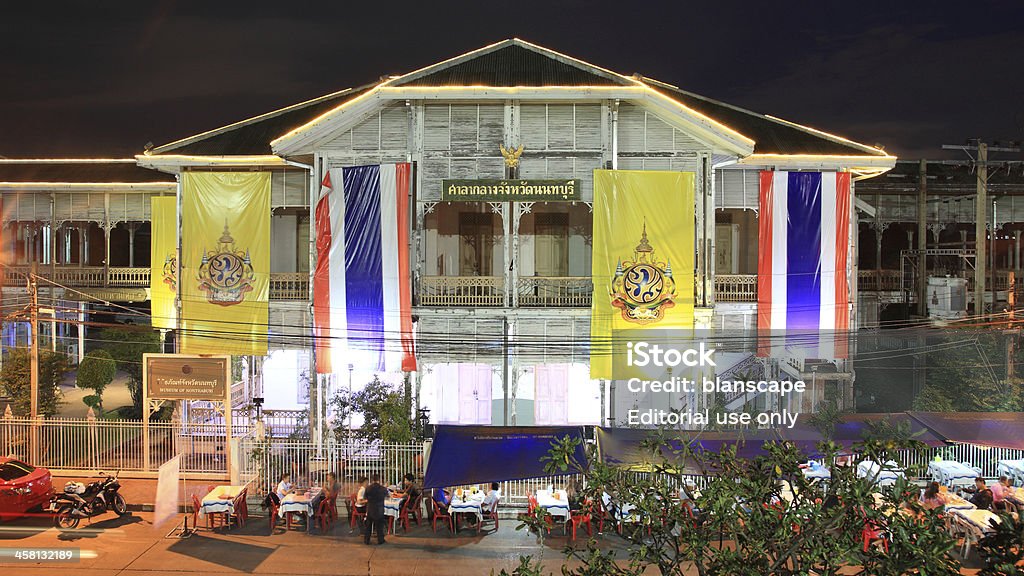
left=183, top=411, right=1024, bottom=573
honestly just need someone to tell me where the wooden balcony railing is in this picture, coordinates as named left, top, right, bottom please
left=0, top=266, right=309, bottom=301
left=716, top=274, right=757, bottom=303
left=516, top=277, right=593, bottom=307
left=417, top=276, right=505, bottom=307
left=857, top=270, right=902, bottom=291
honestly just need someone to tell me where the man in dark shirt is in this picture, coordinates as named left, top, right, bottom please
left=363, top=474, right=388, bottom=545
left=967, top=477, right=994, bottom=511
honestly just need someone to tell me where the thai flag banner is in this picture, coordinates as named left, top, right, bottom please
left=757, top=171, right=851, bottom=358
left=313, top=163, right=416, bottom=374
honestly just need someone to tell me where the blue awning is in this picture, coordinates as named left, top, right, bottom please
left=422, top=425, right=588, bottom=489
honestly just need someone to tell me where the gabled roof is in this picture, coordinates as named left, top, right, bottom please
left=150, top=84, right=377, bottom=156
left=390, top=39, right=633, bottom=87
left=638, top=76, right=888, bottom=157
left=0, top=159, right=174, bottom=185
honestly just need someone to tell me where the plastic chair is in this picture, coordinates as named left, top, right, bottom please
left=327, top=491, right=339, bottom=525
left=267, top=501, right=280, bottom=534
left=861, top=520, right=889, bottom=553
left=315, top=498, right=333, bottom=532
left=428, top=496, right=454, bottom=533
left=482, top=497, right=500, bottom=531
left=398, top=497, right=416, bottom=532
left=569, top=502, right=593, bottom=540
left=348, top=494, right=366, bottom=529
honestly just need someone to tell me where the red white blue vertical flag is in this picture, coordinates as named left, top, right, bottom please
left=757, top=171, right=851, bottom=357
left=314, top=163, right=416, bottom=374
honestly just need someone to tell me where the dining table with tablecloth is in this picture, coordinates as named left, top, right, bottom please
left=279, top=488, right=320, bottom=520
left=535, top=489, right=570, bottom=521
left=448, top=490, right=486, bottom=525
left=998, top=460, right=1024, bottom=485
left=928, top=461, right=979, bottom=488
left=952, top=508, right=1002, bottom=535
left=200, top=485, right=246, bottom=517
left=857, top=460, right=904, bottom=486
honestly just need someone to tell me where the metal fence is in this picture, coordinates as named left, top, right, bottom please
left=0, top=417, right=249, bottom=476
left=236, top=437, right=428, bottom=497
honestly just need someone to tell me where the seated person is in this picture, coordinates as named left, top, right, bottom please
left=432, top=487, right=451, bottom=508
left=565, top=477, right=582, bottom=510
left=991, top=476, right=1011, bottom=510
left=967, top=477, right=994, bottom=510
left=400, top=473, right=421, bottom=504
left=482, top=482, right=501, bottom=509
left=275, top=473, right=294, bottom=501
left=921, top=482, right=946, bottom=510
left=354, top=476, right=369, bottom=510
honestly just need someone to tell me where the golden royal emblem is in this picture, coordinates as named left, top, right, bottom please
left=610, top=223, right=676, bottom=324
left=500, top=143, right=524, bottom=168
left=162, top=254, right=177, bottom=293
left=197, top=221, right=255, bottom=307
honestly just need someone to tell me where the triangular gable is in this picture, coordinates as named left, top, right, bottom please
left=388, top=38, right=636, bottom=88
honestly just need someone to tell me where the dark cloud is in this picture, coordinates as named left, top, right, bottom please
left=2, top=0, right=1022, bottom=159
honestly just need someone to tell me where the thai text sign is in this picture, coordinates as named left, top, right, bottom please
left=441, top=179, right=581, bottom=202
left=144, top=354, right=229, bottom=400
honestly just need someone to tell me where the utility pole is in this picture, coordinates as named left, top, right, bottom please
left=28, top=263, right=40, bottom=464
left=917, top=160, right=928, bottom=315
left=977, top=142, right=988, bottom=317
left=941, top=141, right=1021, bottom=316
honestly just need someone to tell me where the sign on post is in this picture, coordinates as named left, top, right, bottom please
left=142, top=354, right=232, bottom=476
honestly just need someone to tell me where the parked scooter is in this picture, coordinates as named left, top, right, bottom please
left=50, top=471, right=127, bottom=529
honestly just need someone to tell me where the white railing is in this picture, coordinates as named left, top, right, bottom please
left=237, top=437, right=427, bottom=497
left=0, top=417, right=249, bottom=475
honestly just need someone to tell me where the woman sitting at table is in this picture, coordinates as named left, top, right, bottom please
left=355, top=477, right=369, bottom=510
left=921, top=482, right=946, bottom=510
left=991, top=476, right=1011, bottom=510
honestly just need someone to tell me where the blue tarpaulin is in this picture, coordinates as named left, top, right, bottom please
left=422, top=426, right=588, bottom=489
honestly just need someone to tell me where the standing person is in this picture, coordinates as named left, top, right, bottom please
left=363, top=474, right=388, bottom=545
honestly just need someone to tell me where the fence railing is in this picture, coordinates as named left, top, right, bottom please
left=237, top=437, right=427, bottom=496
left=716, top=274, right=757, bottom=302
left=516, top=276, right=592, bottom=307
left=417, top=276, right=505, bottom=306
left=0, top=417, right=249, bottom=476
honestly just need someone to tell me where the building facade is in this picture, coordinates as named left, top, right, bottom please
left=2, top=39, right=904, bottom=425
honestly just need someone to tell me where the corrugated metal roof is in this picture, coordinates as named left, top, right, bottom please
left=641, top=79, right=880, bottom=156
left=857, top=160, right=1024, bottom=195
left=393, top=44, right=627, bottom=87
left=0, top=161, right=173, bottom=183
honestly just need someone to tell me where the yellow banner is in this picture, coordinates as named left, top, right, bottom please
left=180, top=172, right=270, bottom=355
left=590, top=170, right=695, bottom=379
left=150, top=197, right=177, bottom=331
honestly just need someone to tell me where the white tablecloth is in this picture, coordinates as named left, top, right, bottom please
left=998, top=460, right=1024, bottom=485
left=857, top=460, right=904, bottom=486
left=928, top=461, right=978, bottom=487
left=802, top=464, right=831, bottom=480
left=449, top=492, right=486, bottom=523
left=279, top=488, right=320, bottom=518
left=953, top=508, right=1002, bottom=534
left=200, top=485, right=245, bottom=516
left=535, top=489, right=570, bottom=520
left=383, top=497, right=403, bottom=518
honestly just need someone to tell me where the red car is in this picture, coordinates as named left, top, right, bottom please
left=0, top=458, right=54, bottom=519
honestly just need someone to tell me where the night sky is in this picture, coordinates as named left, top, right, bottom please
left=2, top=1, right=1022, bottom=160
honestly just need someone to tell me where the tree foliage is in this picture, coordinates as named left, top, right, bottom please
left=99, top=327, right=160, bottom=418
left=0, top=348, right=67, bottom=417
left=76, top=349, right=116, bottom=412
left=977, top=511, right=1024, bottom=576
left=328, top=375, right=412, bottom=443
left=518, top=422, right=961, bottom=576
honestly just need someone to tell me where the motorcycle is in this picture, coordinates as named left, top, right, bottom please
left=51, top=471, right=127, bottom=529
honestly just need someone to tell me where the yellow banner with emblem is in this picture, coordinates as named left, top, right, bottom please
left=180, top=172, right=270, bottom=356
left=590, top=170, right=695, bottom=379
left=150, top=196, right=177, bottom=331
